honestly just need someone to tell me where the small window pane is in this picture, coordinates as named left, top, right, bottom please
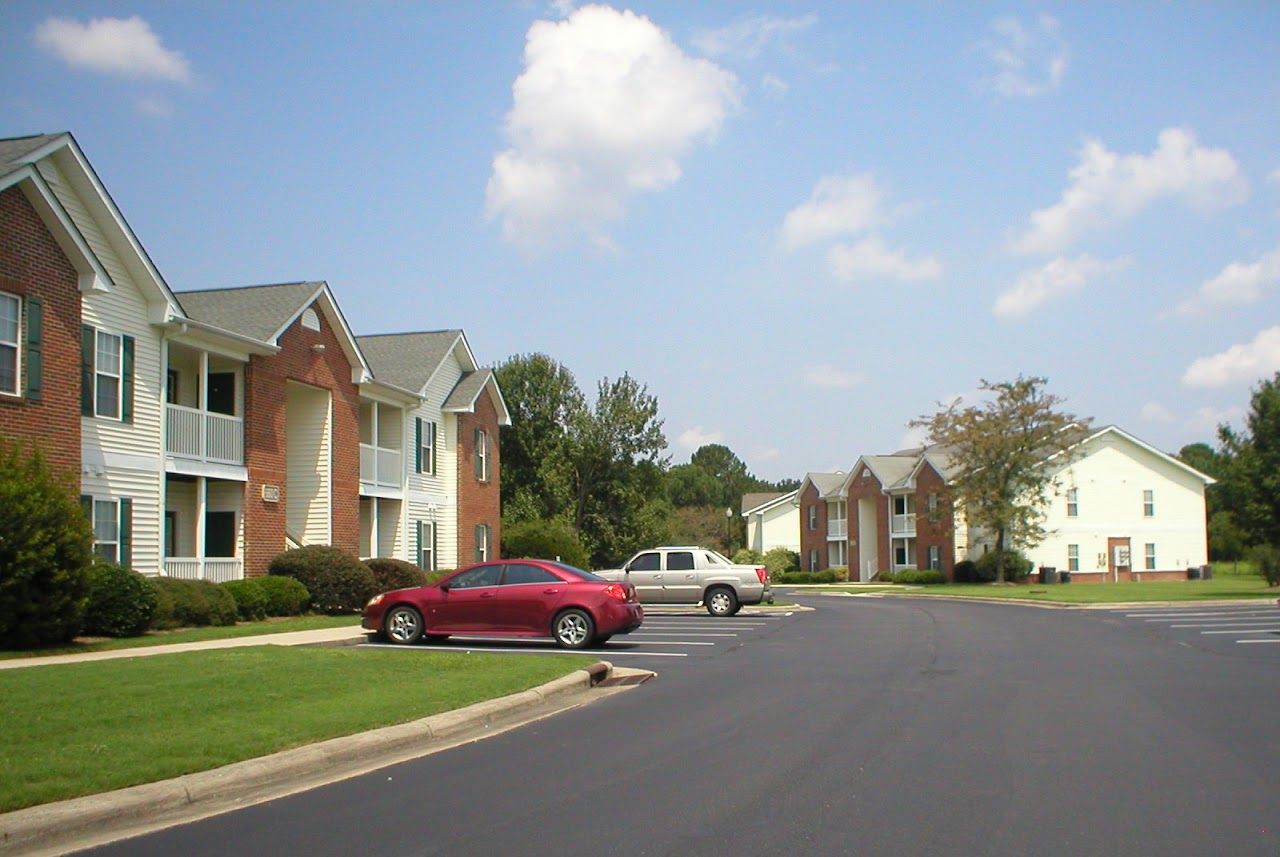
left=0, top=347, right=15, bottom=394
left=94, top=500, right=118, bottom=542
left=503, top=564, right=558, bottom=585
left=96, top=332, right=120, bottom=374
left=0, top=294, right=19, bottom=341
left=629, top=552, right=660, bottom=571
left=667, top=552, right=695, bottom=571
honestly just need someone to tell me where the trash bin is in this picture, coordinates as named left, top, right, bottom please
left=1187, top=566, right=1201, bottom=580
left=1059, top=570, right=1071, bottom=583
left=1038, top=566, right=1058, bottom=584
left=1201, top=564, right=1213, bottom=580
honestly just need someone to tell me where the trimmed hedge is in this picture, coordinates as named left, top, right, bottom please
left=81, top=562, right=157, bottom=637
left=366, top=557, right=429, bottom=593
left=952, top=559, right=978, bottom=583
left=892, top=568, right=946, bottom=585
left=776, top=569, right=842, bottom=584
left=221, top=579, right=269, bottom=621
left=975, top=549, right=1033, bottom=583
left=763, top=548, right=800, bottom=576
left=254, top=575, right=310, bottom=616
left=268, top=546, right=377, bottom=614
left=151, top=578, right=238, bottom=629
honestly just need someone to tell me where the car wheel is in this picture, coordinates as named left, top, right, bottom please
left=705, top=587, right=738, bottom=617
left=383, top=605, right=424, bottom=645
left=553, top=609, right=595, bottom=649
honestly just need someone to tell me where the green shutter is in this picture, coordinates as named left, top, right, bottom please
left=428, top=421, right=437, bottom=475
left=119, top=498, right=133, bottom=567
left=415, top=418, right=422, bottom=473
left=415, top=521, right=422, bottom=568
left=81, top=326, right=94, bottom=416
left=121, top=336, right=135, bottom=423
left=81, top=494, right=92, bottom=522
left=24, top=298, right=42, bottom=400
left=431, top=521, right=438, bottom=571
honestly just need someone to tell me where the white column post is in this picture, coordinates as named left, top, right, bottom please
left=195, top=476, right=207, bottom=579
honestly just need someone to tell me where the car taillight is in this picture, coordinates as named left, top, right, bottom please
left=604, top=583, right=629, bottom=602
left=755, top=567, right=768, bottom=584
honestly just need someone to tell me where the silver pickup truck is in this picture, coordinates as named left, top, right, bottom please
left=595, top=546, right=772, bottom=616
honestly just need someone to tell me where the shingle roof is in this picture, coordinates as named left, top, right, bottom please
left=443, top=369, right=494, bottom=411
left=741, top=492, right=784, bottom=514
left=0, top=134, right=63, bottom=179
left=356, top=331, right=462, bottom=393
left=807, top=472, right=846, bottom=497
left=176, top=282, right=323, bottom=342
left=861, top=455, right=918, bottom=489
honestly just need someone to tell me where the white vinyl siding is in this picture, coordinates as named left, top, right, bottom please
left=0, top=291, right=19, bottom=395
left=285, top=382, right=332, bottom=546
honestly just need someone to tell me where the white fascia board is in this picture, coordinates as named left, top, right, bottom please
left=163, top=318, right=278, bottom=358
left=6, top=168, right=113, bottom=293
left=359, top=380, right=422, bottom=407
left=486, top=373, right=512, bottom=426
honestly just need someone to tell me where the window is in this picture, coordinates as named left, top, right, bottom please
left=894, top=540, right=909, bottom=567
left=807, top=505, right=818, bottom=530
left=450, top=564, right=500, bottom=588
left=808, top=549, right=819, bottom=571
left=628, top=552, right=660, bottom=571
left=1143, top=490, right=1154, bottom=517
left=0, top=292, right=19, bottom=395
left=927, top=492, right=938, bottom=513
left=1067, top=544, right=1079, bottom=572
left=420, top=420, right=437, bottom=475
left=95, top=332, right=121, bottom=419
left=1145, top=543, right=1156, bottom=570
left=667, top=551, right=695, bottom=571
left=474, top=429, right=489, bottom=481
left=1066, top=488, right=1078, bottom=518
left=418, top=520, right=436, bottom=571
left=82, top=326, right=133, bottom=420
left=301, top=307, right=320, bottom=331
left=475, top=523, right=490, bottom=562
left=503, top=563, right=559, bottom=585
left=927, top=545, right=940, bottom=570
left=84, top=496, right=131, bottom=565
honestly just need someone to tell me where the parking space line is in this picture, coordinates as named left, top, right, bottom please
left=629, top=632, right=738, bottom=637
left=1171, top=620, right=1280, bottom=627
left=1200, top=627, right=1280, bottom=634
left=621, top=640, right=716, bottom=646
left=1133, top=611, right=1280, bottom=619
left=1237, top=639, right=1280, bottom=645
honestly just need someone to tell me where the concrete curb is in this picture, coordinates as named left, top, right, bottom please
left=0, top=660, right=652, bottom=857
left=853, top=592, right=1278, bottom=610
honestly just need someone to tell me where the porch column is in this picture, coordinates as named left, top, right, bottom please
left=196, top=476, right=207, bottom=579
left=198, top=351, right=209, bottom=460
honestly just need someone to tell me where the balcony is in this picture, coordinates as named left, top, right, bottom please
left=360, top=443, right=403, bottom=490
left=891, top=513, right=916, bottom=536
left=165, top=404, right=243, bottom=465
left=164, top=557, right=242, bottom=583
left=827, top=519, right=848, bottom=540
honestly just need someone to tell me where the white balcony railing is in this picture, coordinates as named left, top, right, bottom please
left=360, top=443, right=402, bottom=488
left=828, top=519, right=848, bottom=539
left=164, top=557, right=243, bottom=583
left=891, top=513, right=917, bottom=535
left=165, top=404, right=243, bottom=466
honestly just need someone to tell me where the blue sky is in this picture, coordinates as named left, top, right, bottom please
left=3, top=2, right=1278, bottom=481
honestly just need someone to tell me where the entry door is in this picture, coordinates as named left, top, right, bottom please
left=1107, top=537, right=1131, bottom=583
left=205, top=511, right=237, bottom=557
left=207, top=372, right=236, bottom=415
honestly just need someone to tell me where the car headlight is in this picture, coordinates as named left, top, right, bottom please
left=366, top=593, right=385, bottom=608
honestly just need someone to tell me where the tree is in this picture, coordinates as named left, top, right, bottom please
left=1217, top=372, right=1280, bottom=549
left=910, top=376, right=1089, bottom=583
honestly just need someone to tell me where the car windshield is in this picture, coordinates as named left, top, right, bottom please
left=550, top=562, right=607, bottom=582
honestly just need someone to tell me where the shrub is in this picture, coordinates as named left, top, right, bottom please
left=775, top=569, right=841, bottom=584
left=893, top=568, right=947, bottom=585
left=222, top=579, right=269, bottom=621
left=732, top=549, right=764, bottom=565
left=501, top=518, right=590, bottom=569
left=828, top=565, right=850, bottom=583
left=0, top=441, right=94, bottom=649
left=429, top=568, right=454, bottom=585
left=1250, top=544, right=1280, bottom=587
left=366, top=557, right=429, bottom=593
left=873, top=568, right=896, bottom=583
left=254, top=575, right=310, bottom=616
left=763, top=548, right=800, bottom=576
left=268, top=545, right=377, bottom=614
left=81, top=562, right=157, bottom=637
left=952, top=560, right=978, bottom=583
left=150, top=578, right=238, bottom=629
left=975, top=549, right=1033, bottom=583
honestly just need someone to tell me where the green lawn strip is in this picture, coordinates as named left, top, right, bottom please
left=0, top=646, right=593, bottom=812
left=0, top=615, right=359, bottom=661
left=900, top=576, right=1277, bottom=604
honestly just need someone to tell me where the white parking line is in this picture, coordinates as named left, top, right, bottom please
left=622, top=640, right=716, bottom=646
left=1132, top=611, right=1280, bottom=619
left=1237, top=639, right=1280, bottom=645
left=1171, top=619, right=1280, bottom=627
left=629, top=632, right=738, bottom=637
left=1199, top=627, right=1280, bottom=634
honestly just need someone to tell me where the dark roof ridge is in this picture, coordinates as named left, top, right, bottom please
left=175, top=280, right=323, bottom=296
left=355, top=329, right=462, bottom=340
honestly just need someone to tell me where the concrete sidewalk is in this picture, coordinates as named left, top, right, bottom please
left=0, top=625, right=368, bottom=671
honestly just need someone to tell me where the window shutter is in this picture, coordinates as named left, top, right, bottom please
left=81, top=326, right=94, bottom=416
left=428, top=422, right=437, bottom=475
left=415, top=418, right=422, bottom=473
left=119, top=498, right=133, bottom=567
left=121, top=336, right=135, bottom=423
left=415, top=521, right=422, bottom=567
left=81, top=494, right=92, bottom=522
left=431, top=522, right=438, bottom=571
left=24, top=298, right=42, bottom=400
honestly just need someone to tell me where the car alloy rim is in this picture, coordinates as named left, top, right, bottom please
left=389, top=609, right=418, bottom=642
left=557, top=613, right=588, bottom=645
left=710, top=592, right=731, bottom=614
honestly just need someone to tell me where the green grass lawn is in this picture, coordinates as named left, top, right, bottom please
left=0, top=614, right=359, bottom=661
left=0, top=646, right=594, bottom=812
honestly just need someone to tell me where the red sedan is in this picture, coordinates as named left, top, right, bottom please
left=362, top=559, right=644, bottom=649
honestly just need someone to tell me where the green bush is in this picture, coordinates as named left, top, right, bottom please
left=762, top=547, right=800, bottom=576
left=150, top=578, right=238, bottom=629
left=0, top=441, right=94, bottom=649
left=268, top=545, right=377, bottom=614
left=254, top=575, right=310, bottom=616
left=873, top=568, right=896, bottom=583
left=975, top=549, right=1033, bottom=583
left=428, top=568, right=453, bottom=585
left=81, top=562, right=157, bottom=637
left=828, top=565, right=850, bottom=582
left=221, top=579, right=269, bottom=621
left=893, top=568, right=947, bottom=585
left=732, top=548, right=764, bottom=565
left=1250, top=544, right=1280, bottom=587
left=775, top=569, right=841, bottom=584
left=366, top=557, right=429, bottom=593
left=501, top=518, right=590, bottom=569
left=952, top=559, right=978, bottom=583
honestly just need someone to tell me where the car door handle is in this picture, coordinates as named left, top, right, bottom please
left=543, top=588, right=560, bottom=594
left=480, top=592, right=494, bottom=599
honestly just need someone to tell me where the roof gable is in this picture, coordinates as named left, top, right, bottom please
left=1060, top=425, right=1216, bottom=485
left=741, top=490, right=798, bottom=515
left=356, top=330, right=465, bottom=394
left=442, top=369, right=512, bottom=426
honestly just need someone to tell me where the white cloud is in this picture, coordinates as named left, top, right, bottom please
left=826, top=235, right=942, bottom=282
left=485, top=5, right=740, bottom=250
left=761, top=73, right=789, bottom=97
left=801, top=363, right=866, bottom=390
left=779, top=173, right=886, bottom=251
left=678, top=426, right=724, bottom=449
left=1140, top=401, right=1177, bottom=424
left=1011, top=128, right=1248, bottom=255
left=1182, top=325, right=1280, bottom=388
left=693, top=14, right=816, bottom=59
left=1172, top=243, right=1280, bottom=317
left=34, top=16, right=192, bottom=83
left=993, top=254, right=1130, bottom=320
left=979, top=13, right=1068, bottom=98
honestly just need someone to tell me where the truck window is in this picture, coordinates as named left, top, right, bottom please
left=702, top=552, right=725, bottom=566
left=628, top=552, right=660, bottom=571
left=667, top=551, right=695, bottom=571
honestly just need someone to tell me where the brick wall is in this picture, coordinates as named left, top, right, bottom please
left=913, top=463, right=956, bottom=579
left=847, top=466, right=891, bottom=578
left=241, top=305, right=361, bottom=577
left=797, top=482, right=828, bottom=570
left=456, top=387, right=501, bottom=564
left=0, top=187, right=82, bottom=479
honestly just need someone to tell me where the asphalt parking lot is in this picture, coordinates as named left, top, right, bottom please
left=1094, top=600, right=1280, bottom=656
left=358, top=608, right=798, bottom=667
